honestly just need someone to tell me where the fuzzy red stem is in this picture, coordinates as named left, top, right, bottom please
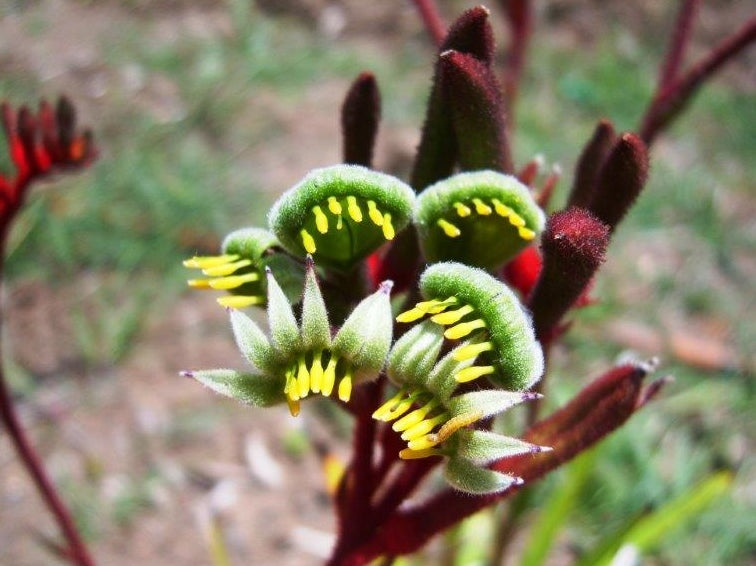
left=499, top=0, right=533, bottom=109
left=658, top=0, right=701, bottom=88
left=410, top=0, right=446, bottom=46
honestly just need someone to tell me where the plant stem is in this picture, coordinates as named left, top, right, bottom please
left=411, top=0, right=446, bottom=46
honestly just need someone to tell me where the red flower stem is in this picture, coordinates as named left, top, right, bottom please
left=498, top=0, right=533, bottom=111
left=0, top=231, right=95, bottom=566
left=410, top=0, right=446, bottom=46
left=657, top=0, right=701, bottom=88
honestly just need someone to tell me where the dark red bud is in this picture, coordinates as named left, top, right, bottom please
left=568, top=119, right=617, bottom=209
left=341, top=72, right=381, bottom=167
left=441, top=6, right=494, bottom=65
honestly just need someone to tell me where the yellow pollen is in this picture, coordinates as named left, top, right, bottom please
left=401, top=413, right=448, bottom=441
left=202, top=258, right=252, bottom=276
left=183, top=254, right=239, bottom=269
left=430, top=304, right=475, bottom=326
left=338, top=366, right=353, bottom=402
left=301, top=229, right=317, bottom=254
left=309, top=351, right=324, bottom=394
left=392, top=399, right=438, bottom=432
left=455, top=365, right=495, bottom=383
left=321, top=357, right=338, bottom=397
left=346, top=196, right=363, bottom=222
left=313, top=205, right=329, bottom=234
left=217, top=295, right=264, bottom=308
left=287, top=397, right=301, bottom=417
left=444, top=318, right=487, bottom=339
left=453, top=202, right=471, bottom=217
left=327, top=196, right=343, bottom=215
left=492, top=199, right=513, bottom=218
left=373, top=389, right=407, bottom=420
left=208, top=272, right=261, bottom=290
left=297, top=357, right=310, bottom=398
left=509, top=213, right=526, bottom=227
left=436, top=411, right=483, bottom=443
left=472, top=198, right=492, bottom=215
left=367, top=200, right=384, bottom=226
left=382, top=213, right=395, bottom=240
left=407, top=435, right=441, bottom=451
left=453, top=341, right=494, bottom=362
left=437, top=218, right=461, bottom=238
left=188, top=279, right=212, bottom=289
left=399, top=447, right=443, bottom=460
left=518, top=226, right=536, bottom=240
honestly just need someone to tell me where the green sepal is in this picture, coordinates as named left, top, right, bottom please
left=222, top=227, right=279, bottom=259
left=444, top=456, right=523, bottom=495
left=268, top=165, right=415, bottom=270
left=414, top=171, right=545, bottom=270
left=300, top=256, right=331, bottom=351
left=265, top=268, right=299, bottom=353
left=185, top=368, right=284, bottom=407
left=332, top=281, right=394, bottom=382
left=419, top=262, right=544, bottom=391
left=260, top=252, right=306, bottom=305
left=229, top=309, right=279, bottom=375
left=447, top=390, right=531, bottom=421
left=387, top=320, right=444, bottom=388
left=453, top=429, right=546, bottom=465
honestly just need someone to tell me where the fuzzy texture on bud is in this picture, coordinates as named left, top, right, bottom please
left=341, top=72, right=381, bottom=167
left=567, top=119, right=617, bottom=209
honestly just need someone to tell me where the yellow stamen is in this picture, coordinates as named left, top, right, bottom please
left=382, top=213, right=395, bottom=240
left=518, top=226, right=536, bottom=240
left=208, top=272, right=260, bottom=290
left=322, top=357, right=338, bottom=397
left=183, top=254, right=239, bottom=269
left=188, top=279, right=213, bottom=289
left=453, top=202, right=471, bottom=217
left=401, top=413, right=447, bottom=441
left=287, top=397, right=301, bottom=417
left=399, top=447, right=442, bottom=460
left=435, top=411, right=483, bottom=443
left=367, top=200, right=384, bottom=226
left=217, top=295, right=264, bottom=308
left=492, top=198, right=513, bottom=218
left=310, top=351, right=324, bottom=394
left=407, top=435, right=441, bottom=451
left=430, top=304, right=475, bottom=326
left=338, top=366, right=353, bottom=402
left=297, top=357, right=310, bottom=398
left=445, top=318, right=487, bottom=340
left=373, top=389, right=407, bottom=420
left=437, top=218, right=461, bottom=238
left=416, top=297, right=457, bottom=314
left=453, top=341, right=494, bottom=361
left=472, top=198, right=492, bottom=215
left=285, top=368, right=299, bottom=401
left=313, top=205, right=329, bottom=234
left=346, top=196, right=363, bottom=222
left=336, top=215, right=343, bottom=230
left=301, top=228, right=317, bottom=254
left=328, top=196, right=343, bottom=215
left=384, top=398, right=415, bottom=421
left=202, top=259, right=252, bottom=277
left=508, top=213, right=526, bottom=227
left=396, top=307, right=426, bottom=323
left=392, top=399, right=439, bottom=432
left=455, top=365, right=495, bottom=383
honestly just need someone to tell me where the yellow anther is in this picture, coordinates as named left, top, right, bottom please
left=416, top=297, right=457, bottom=314
left=183, top=254, right=239, bottom=269
left=322, top=357, right=338, bottom=397
left=435, top=411, right=483, bottom=443
left=297, top=357, right=310, bottom=399
left=285, top=368, right=299, bottom=401
left=455, top=365, right=495, bottom=383
left=373, top=390, right=407, bottom=420
left=508, top=213, right=526, bottom=227
left=327, top=196, right=343, bottom=215
left=437, top=218, right=461, bottom=238
left=401, top=413, right=447, bottom=441
left=518, top=226, right=536, bottom=241
left=407, top=435, right=441, bottom=451
left=399, top=447, right=443, bottom=460
left=201, top=259, right=252, bottom=277
left=217, top=295, right=264, bottom=308
left=301, top=228, right=317, bottom=254
left=188, top=278, right=212, bottom=289
left=287, top=397, right=301, bottom=417
left=384, top=398, right=415, bottom=421
left=382, top=213, right=395, bottom=240
left=208, top=272, right=260, bottom=290
left=396, top=307, right=427, bottom=323
left=367, top=200, right=384, bottom=226
left=430, top=304, right=474, bottom=326
left=492, top=198, right=513, bottom=218
left=453, top=202, right=472, bottom=217
left=346, top=196, right=363, bottom=222
left=313, top=205, right=329, bottom=234
left=309, top=351, right=324, bottom=394
left=453, top=341, right=494, bottom=361
left=444, top=318, right=487, bottom=339
left=338, top=367, right=353, bottom=402
left=392, top=399, right=438, bottom=432
left=472, top=198, right=492, bottom=215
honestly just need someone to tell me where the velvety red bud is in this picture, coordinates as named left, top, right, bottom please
left=589, top=133, right=649, bottom=231
left=528, top=207, right=609, bottom=340
left=341, top=72, right=381, bottom=167
left=567, top=119, right=617, bottom=209
left=440, top=6, right=494, bottom=65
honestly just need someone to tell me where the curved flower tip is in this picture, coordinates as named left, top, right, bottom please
left=268, top=165, right=415, bottom=270
left=414, top=171, right=545, bottom=270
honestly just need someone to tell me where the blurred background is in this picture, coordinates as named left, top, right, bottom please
left=0, top=1, right=753, bottom=564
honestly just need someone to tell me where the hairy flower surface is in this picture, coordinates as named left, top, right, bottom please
left=184, top=258, right=393, bottom=416
left=268, top=165, right=415, bottom=270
